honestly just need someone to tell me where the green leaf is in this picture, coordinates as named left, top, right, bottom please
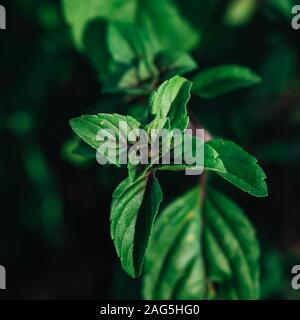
left=63, top=0, right=199, bottom=52
left=147, top=76, right=192, bottom=132
left=143, top=187, right=261, bottom=300
left=111, top=175, right=163, bottom=277
left=127, top=104, right=149, bottom=125
left=267, top=0, right=297, bottom=21
left=192, top=65, right=262, bottom=99
left=108, top=22, right=154, bottom=65
left=136, top=0, right=200, bottom=52
left=203, top=188, right=260, bottom=299
left=143, top=187, right=206, bottom=299
left=62, top=136, right=95, bottom=166
left=63, top=0, right=136, bottom=81
left=103, top=64, right=155, bottom=95
left=69, top=113, right=140, bottom=166
left=63, top=0, right=200, bottom=81
left=70, top=113, right=140, bottom=149
left=62, top=0, right=135, bottom=49
left=103, top=22, right=158, bottom=94
left=155, top=50, right=198, bottom=80
left=204, top=143, right=227, bottom=174
left=156, top=138, right=226, bottom=174
left=81, top=19, right=111, bottom=82
left=207, top=139, right=268, bottom=197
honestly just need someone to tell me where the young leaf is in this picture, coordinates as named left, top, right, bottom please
left=70, top=113, right=140, bottom=148
left=143, top=187, right=261, bottom=300
left=207, top=139, right=268, bottom=197
left=103, top=61, right=157, bottom=95
left=143, top=187, right=206, bottom=299
left=156, top=138, right=226, bottom=174
left=108, top=22, right=154, bottom=66
left=103, top=22, right=158, bottom=94
left=192, top=65, right=262, bottom=99
left=111, top=175, right=163, bottom=278
left=155, top=50, right=198, bottom=80
left=70, top=113, right=140, bottom=166
left=147, top=76, right=192, bottom=131
left=103, top=65, right=147, bottom=94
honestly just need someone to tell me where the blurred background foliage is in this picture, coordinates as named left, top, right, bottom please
left=0, top=0, right=300, bottom=299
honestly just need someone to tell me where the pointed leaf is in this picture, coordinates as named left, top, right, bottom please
left=207, top=139, right=268, bottom=197
left=111, top=175, right=163, bottom=277
left=156, top=138, right=226, bottom=174
left=192, top=65, right=262, bottom=99
left=143, top=187, right=261, bottom=300
left=148, top=76, right=191, bottom=131
left=70, top=113, right=140, bottom=166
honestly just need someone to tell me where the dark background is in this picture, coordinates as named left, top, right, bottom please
left=0, top=0, right=300, bottom=299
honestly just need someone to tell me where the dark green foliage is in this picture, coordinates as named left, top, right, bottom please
left=111, top=175, right=163, bottom=277
left=70, top=76, right=267, bottom=284
left=65, top=0, right=269, bottom=299
left=4, top=0, right=300, bottom=301
left=143, top=187, right=260, bottom=300
left=192, top=65, right=262, bottom=99
left=143, top=187, right=206, bottom=299
left=207, top=139, right=268, bottom=197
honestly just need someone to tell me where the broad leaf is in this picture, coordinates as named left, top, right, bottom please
left=143, top=187, right=260, bottom=300
left=207, top=139, right=268, bottom=197
left=136, top=0, right=200, bottom=52
left=203, top=188, right=260, bottom=299
left=155, top=50, right=198, bottom=80
left=192, top=65, right=262, bottom=99
left=143, top=187, right=206, bottom=299
left=111, top=175, right=163, bottom=277
left=147, top=76, right=191, bottom=131
left=62, top=0, right=135, bottom=49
